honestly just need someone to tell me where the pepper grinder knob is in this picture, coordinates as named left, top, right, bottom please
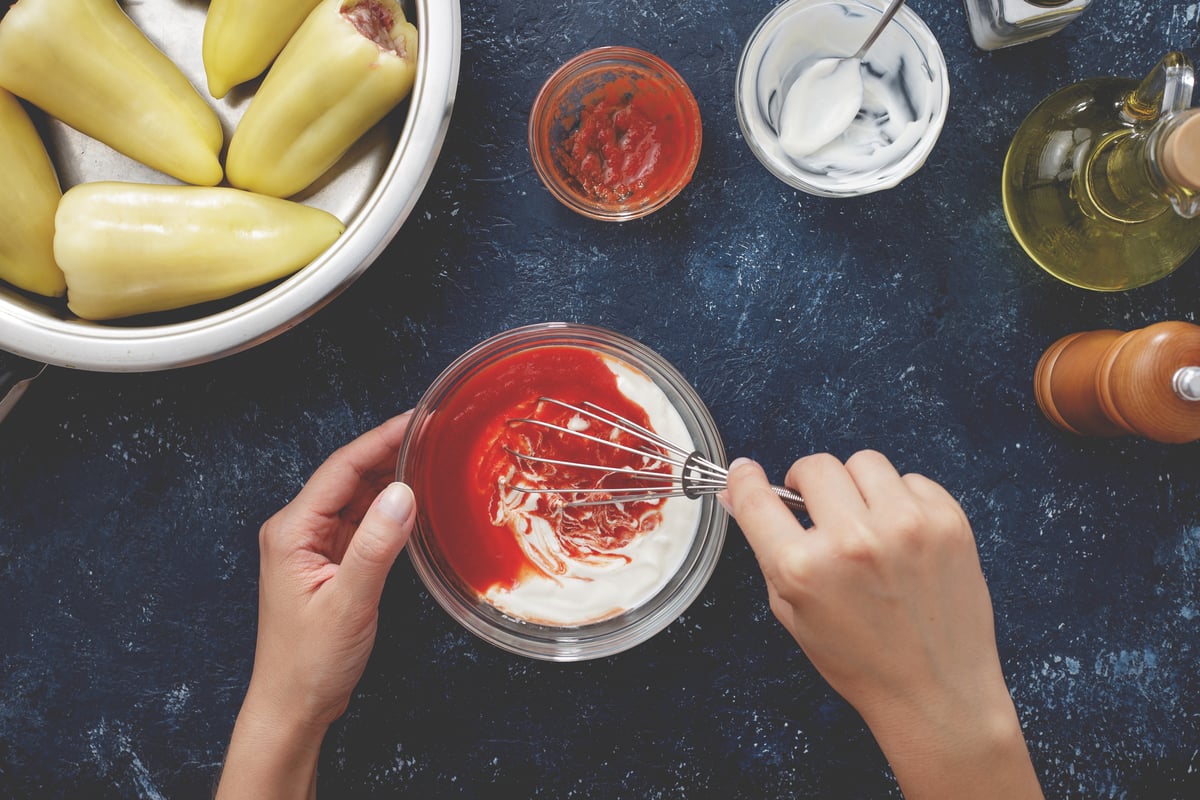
left=1034, top=320, right=1200, bottom=443
left=1174, top=365, right=1200, bottom=401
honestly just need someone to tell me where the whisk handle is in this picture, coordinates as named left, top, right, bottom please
left=770, top=484, right=807, bottom=513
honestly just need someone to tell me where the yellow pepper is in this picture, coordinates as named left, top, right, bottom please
left=0, top=88, right=65, bottom=298
left=55, top=182, right=345, bottom=321
left=202, top=0, right=323, bottom=99
left=226, top=0, right=418, bottom=198
left=0, top=0, right=223, bottom=187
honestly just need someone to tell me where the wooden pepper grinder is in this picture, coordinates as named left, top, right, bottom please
left=1034, top=320, right=1200, bottom=444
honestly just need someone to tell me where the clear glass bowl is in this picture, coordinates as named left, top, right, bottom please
left=397, top=322, right=727, bottom=661
left=528, top=47, right=703, bottom=221
left=735, top=0, right=949, bottom=197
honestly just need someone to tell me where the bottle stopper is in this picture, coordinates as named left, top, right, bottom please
left=1034, top=320, right=1200, bottom=443
left=1161, top=111, right=1200, bottom=190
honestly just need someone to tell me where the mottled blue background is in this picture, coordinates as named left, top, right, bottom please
left=2, top=1, right=1199, bottom=798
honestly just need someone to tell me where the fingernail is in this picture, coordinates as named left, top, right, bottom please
left=377, top=482, right=415, bottom=524
left=716, top=491, right=733, bottom=515
left=728, top=457, right=754, bottom=472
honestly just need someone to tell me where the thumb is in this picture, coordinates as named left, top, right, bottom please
left=337, top=482, right=416, bottom=608
left=726, top=458, right=806, bottom=578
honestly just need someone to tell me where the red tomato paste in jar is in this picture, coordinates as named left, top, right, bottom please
left=413, top=346, right=674, bottom=602
left=559, top=76, right=696, bottom=203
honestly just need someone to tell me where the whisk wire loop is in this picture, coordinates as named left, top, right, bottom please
left=505, top=396, right=806, bottom=512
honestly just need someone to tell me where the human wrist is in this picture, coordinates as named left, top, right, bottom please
left=240, top=675, right=333, bottom=747
left=216, top=689, right=329, bottom=800
left=861, top=687, right=1041, bottom=800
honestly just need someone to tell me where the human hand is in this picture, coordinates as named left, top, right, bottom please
left=725, top=451, right=1042, bottom=800
left=217, top=413, right=416, bottom=800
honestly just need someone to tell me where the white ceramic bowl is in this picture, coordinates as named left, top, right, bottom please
left=0, top=0, right=459, bottom=371
left=736, top=0, right=949, bottom=196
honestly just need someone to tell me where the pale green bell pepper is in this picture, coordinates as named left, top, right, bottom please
left=202, top=0, right=324, bottom=99
left=55, top=182, right=345, bottom=320
left=0, top=0, right=224, bottom=186
left=226, top=0, right=419, bottom=198
left=0, top=88, right=65, bottom=297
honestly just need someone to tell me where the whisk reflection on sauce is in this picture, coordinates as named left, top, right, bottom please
left=505, top=397, right=806, bottom=512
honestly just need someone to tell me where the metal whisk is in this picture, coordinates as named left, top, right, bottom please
left=505, top=397, right=806, bottom=512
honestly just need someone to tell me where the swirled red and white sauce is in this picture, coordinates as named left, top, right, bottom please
left=414, top=346, right=701, bottom=625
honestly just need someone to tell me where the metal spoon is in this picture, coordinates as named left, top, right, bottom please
left=777, top=0, right=907, bottom=158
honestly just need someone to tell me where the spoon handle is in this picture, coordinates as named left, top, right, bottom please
left=853, top=0, right=907, bottom=60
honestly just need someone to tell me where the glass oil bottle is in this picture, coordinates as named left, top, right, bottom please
left=963, top=1, right=1091, bottom=51
left=1002, top=52, right=1200, bottom=291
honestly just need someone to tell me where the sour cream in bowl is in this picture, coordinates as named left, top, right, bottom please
left=735, top=0, right=949, bottom=197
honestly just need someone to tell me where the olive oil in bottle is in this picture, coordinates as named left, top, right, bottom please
left=1002, top=52, right=1200, bottom=291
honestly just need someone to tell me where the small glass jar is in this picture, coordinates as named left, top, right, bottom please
left=962, top=0, right=1091, bottom=51
left=398, top=322, right=728, bottom=661
left=528, top=47, right=702, bottom=221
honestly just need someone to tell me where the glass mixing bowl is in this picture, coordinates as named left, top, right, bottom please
left=398, top=322, right=727, bottom=661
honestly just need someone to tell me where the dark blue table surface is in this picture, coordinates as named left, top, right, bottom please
left=3, top=1, right=1199, bottom=797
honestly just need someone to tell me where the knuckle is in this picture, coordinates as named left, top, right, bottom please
left=774, top=547, right=811, bottom=585
left=351, top=528, right=392, bottom=566
left=838, top=530, right=880, bottom=564
left=845, top=448, right=887, bottom=471
left=768, top=593, right=792, bottom=624
left=258, top=517, right=283, bottom=555
left=936, top=505, right=975, bottom=547
left=887, top=499, right=927, bottom=539
left=786, top=452, right=839, bottom=485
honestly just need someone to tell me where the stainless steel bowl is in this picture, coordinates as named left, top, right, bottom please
left=0, top=0, right=459, bottom=371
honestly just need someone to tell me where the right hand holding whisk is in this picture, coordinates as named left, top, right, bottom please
left=724, top=452, right=1044, bottom=800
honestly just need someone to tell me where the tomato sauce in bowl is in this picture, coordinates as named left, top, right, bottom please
left=529, top=47, right=702, bottom=221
